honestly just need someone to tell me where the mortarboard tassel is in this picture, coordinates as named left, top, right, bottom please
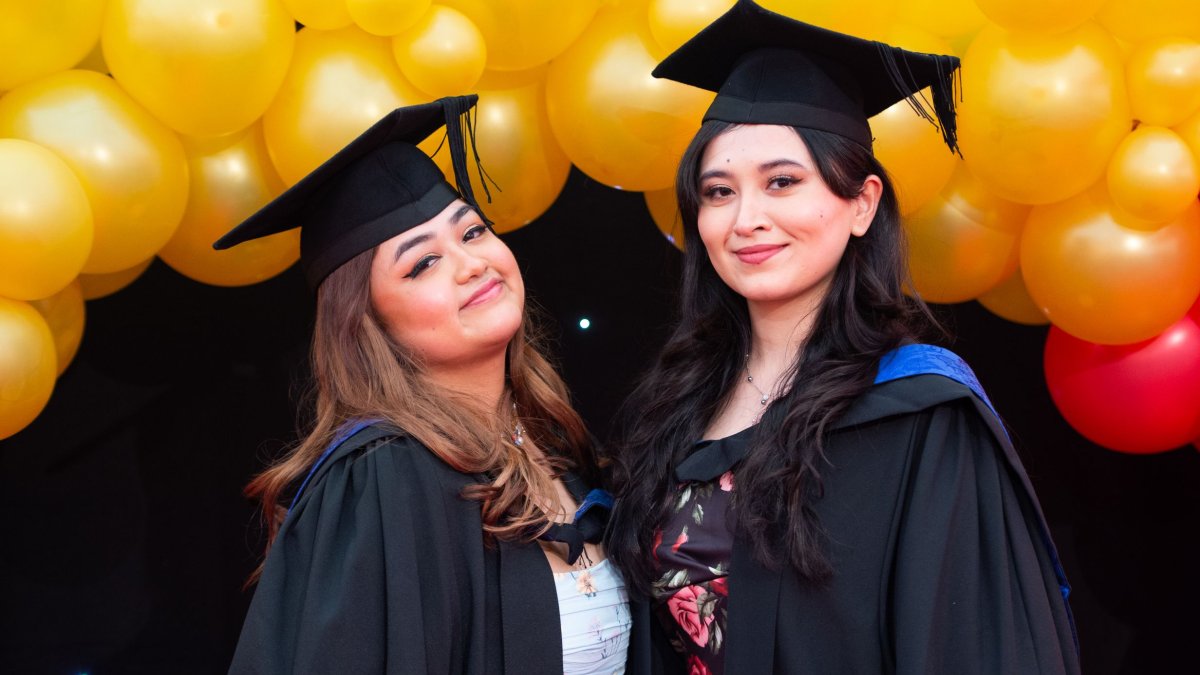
left=443, top=95, right=494, bottom=224
left=875, top=44, right=961, bottom=157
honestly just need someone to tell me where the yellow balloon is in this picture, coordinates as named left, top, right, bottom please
left=346, top=0, right=430, bottom=37
left=647, top=0, right=735, bottom=54
left=102, top=0, right=295, bottom=138
left=160, top=124, right=299, bottom=287
left=1020, top=183, right=1200, bottom=345
left=759, top=0, right=896, bottom=41
left=975, top=0, right=1104, bottom=35
left=0, top=0, right=105, bottom=91
left=29, top=280, right=85, bottom=376
left=977, top=268, right=1049, bottom=326
left=1126, top=37, right=1200, bottom=128
left=0, top=70, right=189, bottom=274
left=0, top=298, right=56, bottom=440
left=1106, top=126, right=1200, bottom=225
left=545, top=4, right=713, bottom=191
left=78, top=258, right=154, bottom=300
left=644, top=187, right=685, bottom=251
left=442, top=68, right=570, bottom=234
left=0, top=139, right=93, bottom=301
left=1097, top=0, right=1200, bottom=43
left=392, top=5, right=486, bottom=98
left=441, top=0, right=601, bottom=71
left=282, top=0, right=354, bottom=31
left=958, top=23, right=1131, bottom=205
left=870, top=26, right=958, bottom=216
left=263, top=26, right=433, bottom=186
left=894, top=0, right=986, bottom=43
left=74, top=40, right=110, bottom=75
left=904, top=164, right=1027, bottom=304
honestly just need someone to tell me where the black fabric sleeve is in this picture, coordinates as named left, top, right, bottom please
left=889, top=401, right=1080, bottom=674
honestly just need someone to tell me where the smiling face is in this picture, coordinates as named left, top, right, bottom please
left=696, top=124, right=880, bottom=318
left=369, top=199, right=524, bottom=375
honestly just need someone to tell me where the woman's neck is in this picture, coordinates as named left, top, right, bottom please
left=426, top=352, right=508, bottom=411
left=745, top=292, right=823, bottom=382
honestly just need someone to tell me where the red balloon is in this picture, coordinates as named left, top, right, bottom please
left=1044, top=299, right=1200, bottom=454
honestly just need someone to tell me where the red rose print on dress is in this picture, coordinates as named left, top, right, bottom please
left=687, top=653, right=711, bottom=675
left=672, top=527, right=689, bottom=553
left=668, top=584, right=714, bottom=647
left=719, top=470, right=734, bottom=492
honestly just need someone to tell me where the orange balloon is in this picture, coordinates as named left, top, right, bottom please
left=78, top=258, right=154, bottom=300
left=759, top=0, right=896, bottom=41
left=647, top=0, right=735, bottom=54
left=1106, top=126, right=1200, bottom=225
left=263, top=26, right=433, bottom=186
left=0, top=297, right=56, bottom=440
left=1097, top=0, right=1200, bottom=43
left=446, top=68, right=569, bottom=234
left=1176, top=109, right=1200, bottom=160
left=977, top=268, right=1049, bottom=326
left=974, top=0, right=1104, bottom=35
left=545, top=4, right=713, bottom=191
left=904, top=164, right=1027, bottom=304
left=1126, top=37, right=1200, bottom=128
left=1020, top=183, right=1200, bottom=344
left=644, top=187, right=685, bottom=251
left=392, top=5, right=486, bottom=98
left=159, top=124, right=299, bottom=286
left=102, top=0, right=296, bottom=137
left=870, top=26, right=958, bottom=216
left=29, top=280, right=86, bottom=376
left=0, top=70, right=189, bottom=274
left=957, top=23, right=1131, bottom=205
left=0, top=139, right=93, bottom=301
left=894, top=0, right=986, bottom=43
left=0, top=0, right=105, bottom=91
left=281, top=0, right=353, bottom=31
left=441, top=0, right=601, bottom=71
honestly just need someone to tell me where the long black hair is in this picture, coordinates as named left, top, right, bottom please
left=607, top=120, right=943, bottom=594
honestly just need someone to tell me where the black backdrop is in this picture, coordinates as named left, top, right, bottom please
left=2, top=168, right=1197, bottom=674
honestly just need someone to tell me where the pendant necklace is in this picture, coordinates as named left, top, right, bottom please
left=510, top=402, right=525, bottom=446
left=744, top=353, right=772, bottom=406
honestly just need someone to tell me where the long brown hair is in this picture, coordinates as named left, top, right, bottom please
left=247, top=245, right=594, bottom=565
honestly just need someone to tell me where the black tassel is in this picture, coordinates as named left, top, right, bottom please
left=442, top=95, right=496, bottom=224
left=875, top=44, right=961, bottom=157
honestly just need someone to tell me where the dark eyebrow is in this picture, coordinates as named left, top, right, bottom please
left=393, top=232, right=433, bottom=263
left=449, top=204, right=474, bottom=225
left=760, top=159, right=807, bottom=172
left=699, top=168, right=731, bottom=182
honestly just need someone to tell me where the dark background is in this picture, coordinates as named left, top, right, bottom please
left=2, top=168, right=1197, bottom=674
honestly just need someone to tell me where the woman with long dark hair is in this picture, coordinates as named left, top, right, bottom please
left=607, top=2, right=1079, bottom=673
left=216, top=97, right=638, bottom=674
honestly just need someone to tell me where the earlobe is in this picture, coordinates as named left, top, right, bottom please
left=851, top=175, right=883, bottom=237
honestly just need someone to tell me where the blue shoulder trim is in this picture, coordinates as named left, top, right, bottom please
left=875, top=344, right=999, bottom=419
left=288, top=418, right=383, bottom=514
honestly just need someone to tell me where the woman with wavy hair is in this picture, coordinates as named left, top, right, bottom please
left=607, top=3, right=1079, bottom=674
left=216, top=97, right=638, bottom=674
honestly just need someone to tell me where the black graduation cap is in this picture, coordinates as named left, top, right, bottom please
left=652, top=0, right=961, bottom=154
left=213, top=95, right=489, bottom=289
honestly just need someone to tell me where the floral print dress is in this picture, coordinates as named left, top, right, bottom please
left=652, top=428, right=752, bottom=675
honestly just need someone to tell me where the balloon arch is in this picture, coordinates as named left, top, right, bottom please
left=2, top=0, right=1200, bottom=453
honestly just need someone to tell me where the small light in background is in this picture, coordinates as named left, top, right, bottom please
left=578, top=318, right=591, bottom=330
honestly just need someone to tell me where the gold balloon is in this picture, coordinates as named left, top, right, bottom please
left=545, top=4, right=713, bottom=191
left=30, top=280, right=86, bottom=376
left=441, top=0, right=601, bottom=71
left=1097, top=0, right=1200, bottom=43
left=0, top=139, right=93, bottom=301
left=0, top=70, right=189, bottom=274
left=0, top=0, right=105, bottom=90
left=78, top=258, right=154, bottom=300
left=974, top=0, right=1104, bottom=35
left=1126, top=37, right=1200, bottom=128
left=281, top=0, right=354, bottom=31
left=644, top=187, right=685, bottom=251
left=263, top=26, right=433, bottom=186
left=102, top=0, right=295, bottom=138
left=392, top=5, right=486, bottom=98
left=1020, top=183, right=1200, bottom=345
left=346, top=0, right=430, bottom=37
left=445, top=68, right=570, bottom=234
left=1106, top=126, right=1200, bottom=225
left=870, top=26, right=958, bottom=216
left=759, top=0, right=896, bottom=41
left=159, top=124, right=298, bottom=287
left=647, top=0, right=736, bottom=54
left=0, top=297, right=56, bottom=440
left=904, top=164, right=1028, bottom=304
left=894, top=0, right=986, bottom=43
left=1176, top=109, right=1200, bottom=160
left=977, top=268, right=1049, bottom=326
left=958, top=23, right=1131, bottom=205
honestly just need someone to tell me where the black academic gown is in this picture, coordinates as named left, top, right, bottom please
left=662, top=374, right=1080, bottom=675
left=229, top=425, right=654, bottom=674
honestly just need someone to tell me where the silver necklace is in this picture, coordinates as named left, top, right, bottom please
left=510, top=402, right=525, bottom=446
left=744, top=353, right=771, bottom=406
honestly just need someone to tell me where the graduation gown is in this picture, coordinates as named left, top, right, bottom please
left=658, top=346, right=1080, bottom=674
left=229, top=425, right=654, bottom=674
